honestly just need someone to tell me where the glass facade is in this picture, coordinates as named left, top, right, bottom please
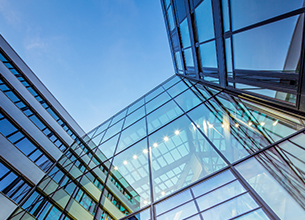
left=9, top=75, right=305, bottom=220
left=1, top=0, right=305, bottom=220
left=163, top=0, right=305, bottom=110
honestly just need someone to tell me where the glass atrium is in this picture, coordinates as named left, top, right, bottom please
left=2, top=0, right=305, bottom=219
left=10, top=75, right=305, bottom=220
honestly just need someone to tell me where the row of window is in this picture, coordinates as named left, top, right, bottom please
left=0, top=111, right=53, bottom=172
left=0, top=160, right=32, bottom=204
left=0, top=77, right=67, bottom=152
left=0, top=50, right=78, bottom=141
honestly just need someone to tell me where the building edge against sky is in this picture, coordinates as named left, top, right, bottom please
left=0, top=0, right=305, bottom=220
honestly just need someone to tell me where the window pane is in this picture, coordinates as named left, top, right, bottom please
left=116, top=118, right=146, bottom=154
left=124, top=106, right=145, bottom=129
left=167, top=81, right=189, bottom=98
left=196, top=180, right=246, bottom=211
left=233, top=15, right=303, bottom=73
left=147, top=101, right=183, bottom=134
left=199, top=41, right=217, bottom=68
left=128, top=98, right=145, bottom=114
left=201, top=193, right=259, bottom=220
left=146, top=92, right=171, bottom=114
left=195, top=0, right=215, bottom=42
left=174, top=89, right=202, bottom=112
left=183, top=48, right=194, bottom=68
left=167, top=6, right=175, bottom=31
left=0, top=118, right=17, bottom=136
left=155, top=190, right=193, bottom=215
left=180, top=19, right=191, bottom=48
left=175, top=51, right=183, bottom=70
left=230, top=0, right=304, bottom=30
left=157, top=201, right=198, bottom=220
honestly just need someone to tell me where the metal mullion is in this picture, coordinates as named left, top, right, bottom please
left=297, top=12, right=305, bottom=111
left=185, top=1, right=200, bottom=79
left=143, top=93, right=155, bottom=220
left=230, top=167, right=280, bottom=220
left=212, top=0, right=227, bottom=87
left=169, top=0, right=187, bottom=74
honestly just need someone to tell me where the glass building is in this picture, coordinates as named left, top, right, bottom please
left=1, top=0, right=305, bottom=220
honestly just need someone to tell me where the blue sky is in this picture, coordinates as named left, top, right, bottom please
left=0, top=0, right=174, bottom=132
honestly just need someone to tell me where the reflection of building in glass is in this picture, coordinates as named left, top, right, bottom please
left=1, top=0, right=305, bottom=220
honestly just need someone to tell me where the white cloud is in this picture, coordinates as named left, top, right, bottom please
left=0, top=0, right=21, bottom=27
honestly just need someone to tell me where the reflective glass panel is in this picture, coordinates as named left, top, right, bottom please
left=97, top=133, right=119, bottom=160
left=162, top=76, right=181, bottom=90
left=167, top=6, right=175, bottom=31
left=156, top=201, right=198, bottom=220
left=233, top=15, right=303, bottom=73
left=167, top=81, right=189, bottom=98
left=196, top=180, right=246, bottom=211
left=174, top=89, right=202, bottom=112
left=116, top=118, right=146, bottom=154
left=126, top=208, right=150, bottom=220
left=184, top=48, right=194, bottom=68
left=146, top=92, right=171, bottom=114
left=102, top=119, right=124, bottom=142
left=155, top=190, right=193, bottom=215
left=230, top=0, right=304, bottom=30
left=195, top=0, right=215, bottom=42
left=110, top=139, right=150, bottom=212
left=128, top=98, right=145, bottom=114
left=145, top=86, right=165, bottom=103
left=124, top=106, right=145, bottom=129
left=111, top=109, right=127, bottom=126
left=201, top=193, right=259, bottom=220
left=175, top=51, right=183, bottom=71
left=236, top=157, right=305, bottom=219
left=192, top=170, right=235, bottom=196
left=147, top=100, right=183, bottom=134
left=187, top=102, right=250, bottom=163
left=199, top=41, right=217, bottom=68
left=235, top=209, right=269, bottom=220
left=180, top=18, right=191, bottom=48
left=150, top=115, right=226, bottom=200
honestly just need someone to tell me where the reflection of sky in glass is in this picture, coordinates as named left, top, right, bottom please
left=195, top=0, right=215, bottom=42
left=230, top=0, right=304, bottom=30
left=180, top=19, right=191, bottom=48
left=233, top=15, right=302, bottom=71
left=184, top=48, right=194, bottom=67
left=175, top=51, right=183, bottom=70
left=111, top=139, right=150, bottom=210
left=167, top=6, right=175, bottom=31
left=199, top=41, right=218, bottom=68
